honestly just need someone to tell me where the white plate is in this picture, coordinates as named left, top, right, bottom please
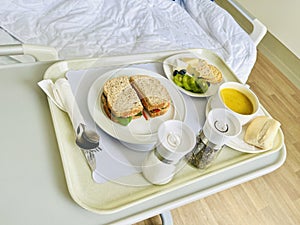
left=205, top=97, right=284, bottom=153
left=163, top=52, right=224, bottom=97
left=87, top=67, right=187, bottom=145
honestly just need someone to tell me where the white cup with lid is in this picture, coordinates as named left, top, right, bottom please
left=203, top=108, right=242, bottom=146
left=142, top=120, right=196, bottom=185
left=186, top=108, right=242, bottom=169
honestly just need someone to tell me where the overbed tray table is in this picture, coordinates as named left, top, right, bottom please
left=0, top=48, right=286, bottom=225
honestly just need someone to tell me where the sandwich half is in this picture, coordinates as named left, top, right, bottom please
left=101, top=76, right=143, bottom=126
left=130, top=75, right=171, bottom=117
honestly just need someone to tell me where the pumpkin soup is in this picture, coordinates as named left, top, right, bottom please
left=220, top=88, right=253, bottom=115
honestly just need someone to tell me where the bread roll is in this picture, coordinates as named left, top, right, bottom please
left=244, top=116, right=281, bottom=150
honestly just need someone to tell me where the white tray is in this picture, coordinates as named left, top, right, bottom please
left=43, top=49, right=286, bottom=216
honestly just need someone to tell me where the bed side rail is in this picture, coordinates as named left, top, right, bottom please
left=217, top=0, right=267, bottom=46
left=0, top=44, right=59, bottom=62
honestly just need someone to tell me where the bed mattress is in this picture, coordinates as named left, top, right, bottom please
left=0, top=0, right=256, bottom=83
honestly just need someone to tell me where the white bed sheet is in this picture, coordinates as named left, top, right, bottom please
left=0, top=0, right=256, bottom=83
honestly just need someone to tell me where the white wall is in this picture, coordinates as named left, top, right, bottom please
left=233, top=0, right=300, bottom=58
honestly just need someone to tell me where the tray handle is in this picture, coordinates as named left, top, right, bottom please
left=0, top=44, right=59, bottom=61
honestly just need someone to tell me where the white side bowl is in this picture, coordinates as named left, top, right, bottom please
left=211, top=82, right=260, bottom=125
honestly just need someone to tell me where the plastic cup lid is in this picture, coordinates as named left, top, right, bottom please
left=203, top=108, right=242, bottom=146
left=156, top=120, right=196, bottom=163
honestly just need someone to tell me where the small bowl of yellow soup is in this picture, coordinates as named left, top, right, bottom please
left=210, top=82, right=260, bottom=125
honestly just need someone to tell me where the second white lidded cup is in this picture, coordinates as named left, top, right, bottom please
left=203, top=108, right=242, bottom=147
left=142, top=120, right=196, bottom=185
left=186, top=108, right=242, bottom=169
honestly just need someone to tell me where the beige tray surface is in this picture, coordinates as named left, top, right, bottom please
left=44, top=49, right=284, bottom=214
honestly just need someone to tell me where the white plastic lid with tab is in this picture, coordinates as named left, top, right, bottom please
left=203, top=108, right=242, bottom=147
left=156, top=120, right=196, bottom=164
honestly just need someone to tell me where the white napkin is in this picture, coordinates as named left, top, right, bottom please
left=38, top=78, right=85, bottom=132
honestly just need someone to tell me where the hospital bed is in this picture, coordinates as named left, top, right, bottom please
left=0, top=1, right=269, bottom=224
left=0, top=0, right=266, bottom=83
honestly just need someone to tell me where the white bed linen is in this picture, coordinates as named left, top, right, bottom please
left=0, top=0, right=256, bottom=83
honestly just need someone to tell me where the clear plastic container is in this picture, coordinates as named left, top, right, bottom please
left=186, top=108, right=242, bottom=169
left=142, top=120, right=196, bottom=185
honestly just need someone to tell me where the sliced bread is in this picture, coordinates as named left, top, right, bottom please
left=130, top=75, right=171, bottom=117
left=102, top=76, right=143, bottom=118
